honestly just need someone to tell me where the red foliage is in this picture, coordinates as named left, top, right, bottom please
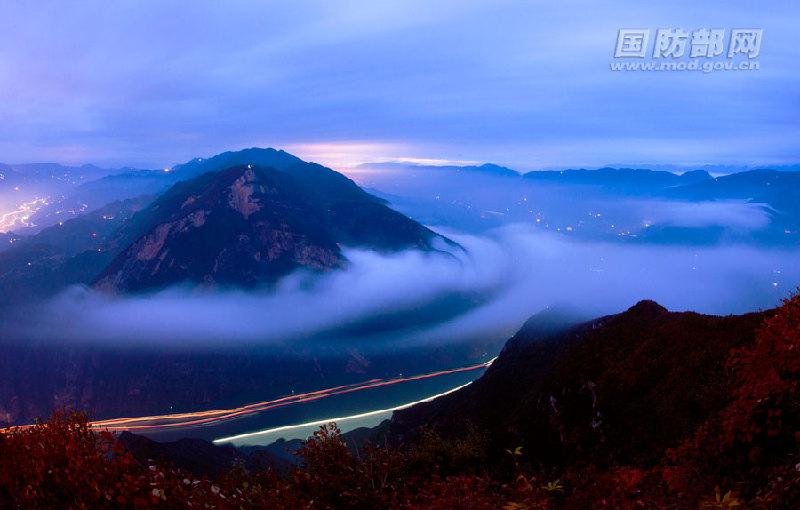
left=661, top=292, right=800, bottom=509
left=0, top=410, right=241, bottom=509
left=0, top=409, right=146, bottom=509
left=725, top=291, right=800, bottom=447
left=668, top=294, right=800, bottom=488
left=0, top=293, right=798, bottom=508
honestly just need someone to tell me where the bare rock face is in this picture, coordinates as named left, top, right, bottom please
left=93, top=160, right=444, bottom=293
left=0, top=149, right=449, bottom=300
left=94, top=165, right=346, bottom=292
left=227, top=168, right=262, bottom=219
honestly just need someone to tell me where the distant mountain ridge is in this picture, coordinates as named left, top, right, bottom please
left=359, top=161, right=519, bottom=177
left=3, top=150, right=799, bottom=300
left=523, top=166, right=713, bottom=190
left=0, top=197, right=151, bottom=305
left=0, top=162, right=110, bottom=188
left=15, top=153, right=800, bottom=237
left=360, top=160, right=800, bottom=200
left=1, top=148, right=450, bottom=297
left=357, top=160, right=800, bottom=244
left=664, top=168, right=800, bottom=205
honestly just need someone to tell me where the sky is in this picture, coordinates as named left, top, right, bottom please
left=0, top=0, right=798, bottom=171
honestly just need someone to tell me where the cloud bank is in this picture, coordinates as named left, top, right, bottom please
left=4, top=225, right=797, bottom=349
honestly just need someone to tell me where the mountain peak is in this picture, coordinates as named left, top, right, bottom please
left=171, top=147, right=304, bottom=179
left=94, top=159, right=447, bottom=293
left=625, top=299, right=669, bottom=317
left=471, top=163, right=519, bottom=177
left=678, top=169, right=712, bottom=184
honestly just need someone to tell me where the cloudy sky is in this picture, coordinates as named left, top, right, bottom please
left=0, top=0, right=797, bottom=170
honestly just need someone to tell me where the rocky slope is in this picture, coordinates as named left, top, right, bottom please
left=93, top=160, right=447, bottom=292
left=384, top=300, right=768, bottom=466
left=0, top=148, right=449, bottom=299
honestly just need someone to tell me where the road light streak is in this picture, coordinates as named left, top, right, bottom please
left=93, top=358, right=494, bottom=431
left=213, top=381, right=475, bottom=445
left=0, top=358, right=495, bottom=435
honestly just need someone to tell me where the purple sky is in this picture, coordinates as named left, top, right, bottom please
left=0, top=1, right=798, bottom=171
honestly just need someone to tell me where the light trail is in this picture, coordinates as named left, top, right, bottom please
left=91, top=358, right=494, bottom=431
left=213, top=381, right=474, bottom=445
left=0, top=357, right=495, bottom=435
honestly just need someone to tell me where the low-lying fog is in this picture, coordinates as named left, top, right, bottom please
left=2, top=163, right=798, bottom=352
left=350, top=163, right=795, bottom=243
left=4, top=224, right=797, bottom=350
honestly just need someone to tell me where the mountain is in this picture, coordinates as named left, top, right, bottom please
left=0, top=197, right=152, bottom=304
left=358, top=162, right=799, bottom=244
left=0, top=163, right=152, bottom=234
left=0, top=163, right=23, bottom=186
left=760, top=163, right=800, bottom=172
left=9, top=163, right=109, bottom=182
left=384, top=300, right=767, bottom=466
left=520, top=166, right=799, bottom=216
left=93, top=165, right=346, bottom=292
left=18, top=149, right=307, bottom=232
left=457, top=163, right=519, bottom=177
left=3, top=297, right=797, bottom=507
left=94, top=152, right=449, bottom=293
left=27, top=169, right=168, bottom=230
left=663, top=169, right=800, bottom=242
left=117, top=431, right=290, bottom=478
left=665, top=169, right=800, bottom=210
left=523, top=167, right=713, bottom=193
left=0, top=162, right=109, bottom=190
left=358, top=161, right=520, bottom=178
left=338, top=295, right=798, bottom=507
left=0, top=232, right=17, bottom=253
left=0, top=148, right=450, bottom=298
left=27, top=148, right=355, bottom=231
left=167, top=147, right=306, bottom=180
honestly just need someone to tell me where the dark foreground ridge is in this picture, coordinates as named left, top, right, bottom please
left=384, top=299, right=766, bottom=466
left=1, top=295, right=798, bottom=508
left=117, top=431, right=292, bottom=478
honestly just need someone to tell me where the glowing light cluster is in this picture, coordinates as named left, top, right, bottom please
left=0, top=197, right=49, bottom=233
